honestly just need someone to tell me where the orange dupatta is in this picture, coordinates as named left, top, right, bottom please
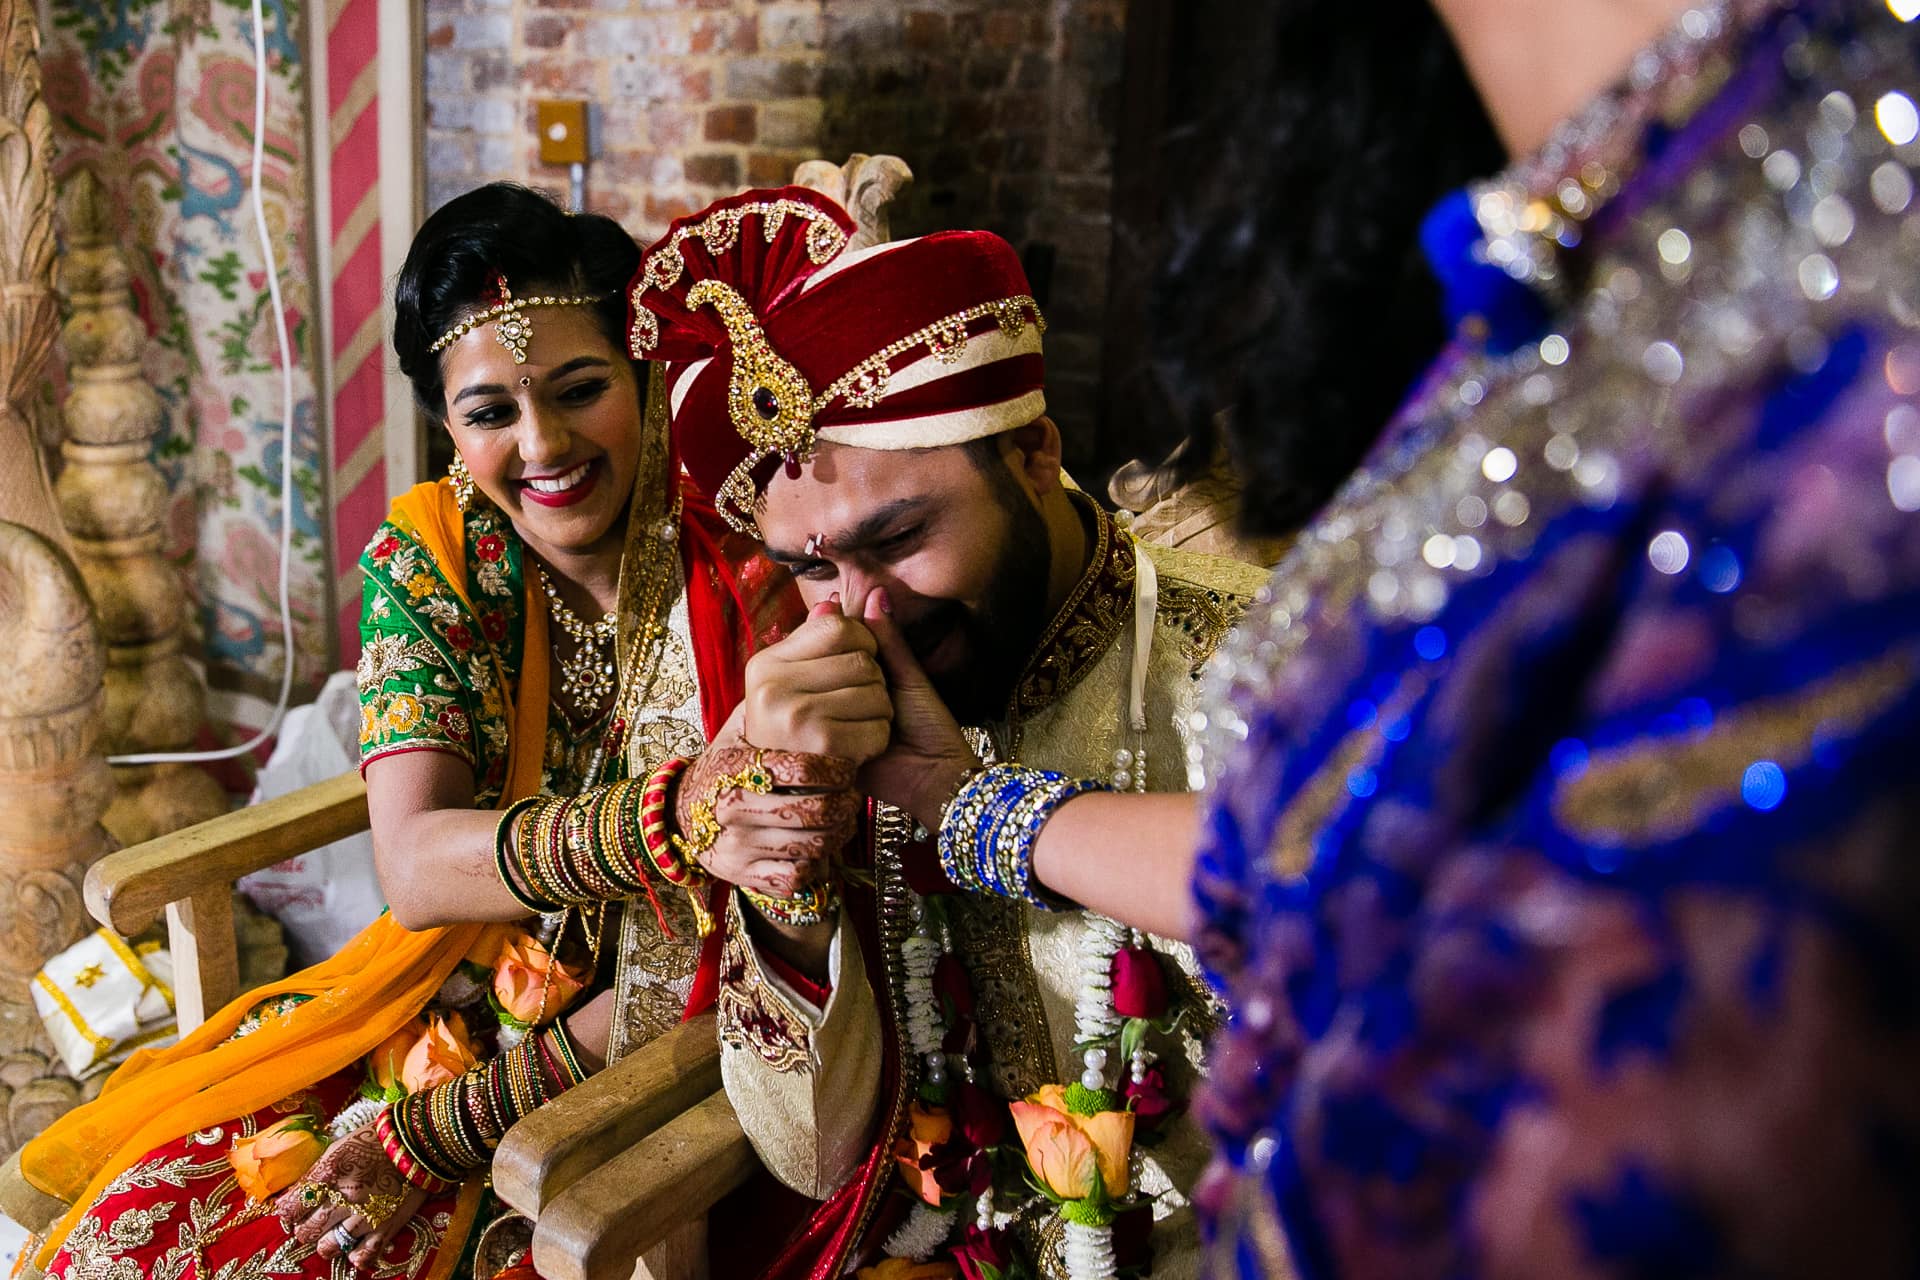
left=24, top=480, right=544, bottom=1271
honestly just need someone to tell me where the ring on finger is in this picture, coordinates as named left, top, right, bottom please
left=329, top=1222, right=360, bottom=1251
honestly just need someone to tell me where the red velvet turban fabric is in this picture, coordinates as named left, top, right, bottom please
left=627, top=186, right=1047, bottom=532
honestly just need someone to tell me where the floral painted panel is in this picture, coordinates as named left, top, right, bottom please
left=46, top=0, right=334, bottom=717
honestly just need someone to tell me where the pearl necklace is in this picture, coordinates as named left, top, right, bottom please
left=534, top=561, right=619, bottom=711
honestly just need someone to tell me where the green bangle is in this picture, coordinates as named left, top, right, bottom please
left=493, top=795, right=555, bottom=913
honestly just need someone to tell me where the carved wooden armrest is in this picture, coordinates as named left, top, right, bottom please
left=82, top=771, right=370, bottom=1027
left=84, top=771, right=370, bottom=934
left=492, top=1011, right=722, bottom=1217
left=529, top=1092, right=756, bottom=1280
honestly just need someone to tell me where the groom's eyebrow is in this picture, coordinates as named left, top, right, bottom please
left=765, top=496, right=931, bottom=564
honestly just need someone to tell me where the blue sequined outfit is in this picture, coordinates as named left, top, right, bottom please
left=1191, top=2, right=1920, bottom=1275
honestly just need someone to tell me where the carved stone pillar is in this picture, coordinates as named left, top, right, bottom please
left=0, top=0, right=118, bottom=1160
left=56, top=170, right=227, bottom=846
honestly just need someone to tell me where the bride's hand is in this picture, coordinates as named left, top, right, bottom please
left=275, top=1120, right=428, bottom=1272
left=677, top=705, right=860, bottom=899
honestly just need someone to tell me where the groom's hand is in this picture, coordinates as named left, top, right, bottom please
left=743, top=598, right=894, bottom=766
left=857, top=588, right=981, bottom=831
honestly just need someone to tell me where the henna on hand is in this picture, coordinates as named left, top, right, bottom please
left=277, top=1120, right=425, bottom=1267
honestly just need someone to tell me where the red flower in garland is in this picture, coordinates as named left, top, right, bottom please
left=952, top=1223, right=1015, bottom=1280
left=950, top=1079, right=1006, bottom=1149
left=1110, top=946, right=1169, bottom=1020
left=1121, top=1063, right=1180, bottom=1134
left=932, top=953, right=975, bottom=1022
left=893, top=1102, right=993, bottom=1205
left=475, top=532, right=506, bottom=561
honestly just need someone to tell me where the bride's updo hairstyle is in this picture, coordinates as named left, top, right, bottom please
left=392, top=182, right=642, bottom=420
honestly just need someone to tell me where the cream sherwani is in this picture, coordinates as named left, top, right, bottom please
left=712, top=495, right=1267, bottom=1278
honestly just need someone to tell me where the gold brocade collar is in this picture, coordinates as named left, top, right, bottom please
left=1001, top=490, right=1135, bottom=728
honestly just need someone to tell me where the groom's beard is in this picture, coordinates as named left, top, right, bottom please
left=901, top=493, right=1052, bottom=727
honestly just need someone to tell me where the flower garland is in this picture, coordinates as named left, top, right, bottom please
left=868, top=885, right=1189, bottom=1279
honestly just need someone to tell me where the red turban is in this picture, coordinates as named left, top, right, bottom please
left=627, top=186, right=1047, bottom=533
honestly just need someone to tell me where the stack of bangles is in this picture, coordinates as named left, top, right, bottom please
left=376, top=1023, right=590, bottom=1191
left=494, top=754, right=836, bottom=933
left=494, top=758, right=701, bottom=918
left=936, top=763, right=1109, bottom=910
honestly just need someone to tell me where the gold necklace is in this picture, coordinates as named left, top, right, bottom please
left=535, top=561, right=620, bottom=709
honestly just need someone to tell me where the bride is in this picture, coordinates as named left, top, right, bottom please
left=15, top=182, right=853, bottom=1279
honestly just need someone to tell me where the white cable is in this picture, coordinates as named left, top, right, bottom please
left=109, top=0, right=297, bottom=765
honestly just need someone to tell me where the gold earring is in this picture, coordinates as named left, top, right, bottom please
left=449, top=451, right=475, bottom=511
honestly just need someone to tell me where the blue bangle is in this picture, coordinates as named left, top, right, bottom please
left=937, top=763, right=1107, bottom=910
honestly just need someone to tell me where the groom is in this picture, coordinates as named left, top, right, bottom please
left=631, top=186, right=1267, bottom=1278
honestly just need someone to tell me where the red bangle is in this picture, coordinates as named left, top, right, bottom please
left=639, top=757, right=693, bottom=884
left=377, top=1105, right=451, bottom=1194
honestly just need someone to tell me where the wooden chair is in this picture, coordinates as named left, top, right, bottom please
left=84, top=772, right=371, bottom=1032
left=75, top=769, right=746, bottom=1280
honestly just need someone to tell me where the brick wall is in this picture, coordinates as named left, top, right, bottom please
left=423, top=0, right=1128, bottom=473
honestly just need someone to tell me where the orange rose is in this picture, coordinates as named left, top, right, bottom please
left=227, top=1115, right=325, bottom=1200
left=464, top=924, right=511, bottom=969
left=1007, top=1084, right=1134, bottom=1201
left=890, top=1101, right=955, bottom=1206
left=853, top=1260, right=960, bottom=1280
left=401, top=1012, right=479, bottom=1093
left=492, top=933, right=590, bottom=1027
left=366, top=1018, right=425, bottom=1096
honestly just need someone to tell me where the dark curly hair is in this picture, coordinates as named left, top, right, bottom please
left=1148, top=4, right=1503, bottom=538
left=392, top=183, right=642, bottom=420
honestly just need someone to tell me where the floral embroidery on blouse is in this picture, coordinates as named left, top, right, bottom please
left=356, top=495, right=526, bottom=805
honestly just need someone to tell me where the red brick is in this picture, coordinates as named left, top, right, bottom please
left=745, top=149, right=808, bottom=186
left=585, top=189, right=633, bottom=223
left=982, top=10, right=1025, bottom=49
left=524, top=55, right=602, bottom=94
left=704, top=104, right=758, bottom=144
left=683, top=152, right=742, bottom=187
left=647, top=106, right=699, bottom=149
left=690, top=14, right=758, bottom=54
left=903, top=11, right=946, bottom=50
left=522, top=15, right=568, bottom=49
left=645, top=192, right=701, bottom=225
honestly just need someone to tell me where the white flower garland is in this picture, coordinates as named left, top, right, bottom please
left=326, top=1096, right=386, bottom=1141
left=881, top=890, right=972, bottom=1269
left=1065, top=1220, right=1118, bottom=1279
left=885, top=1202, right=957, bottom=1260
left=886, top=735, right=1150, bottom=1280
